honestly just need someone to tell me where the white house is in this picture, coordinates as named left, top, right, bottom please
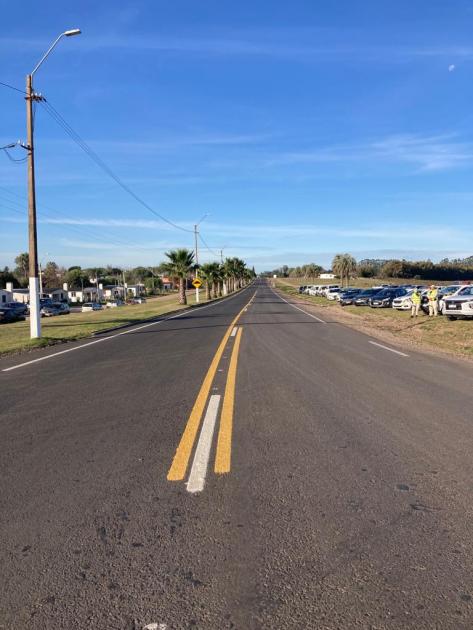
left=125, top=283, right=145, bottom=297
left=67, top=287, right=102, bottom=303
left=319, top=273, right=336, bottom=280
left=101, top=284, right=125, bottom=300
left=5, top=283, right=30, bottom=304
left=44, top=288, right=68, bottom=302
left=0, top=289, right=12, bottom=304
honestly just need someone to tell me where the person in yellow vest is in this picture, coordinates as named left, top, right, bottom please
left=427, top=285, right=439, bottom=316
left=410, top=288, right=421, bottom=318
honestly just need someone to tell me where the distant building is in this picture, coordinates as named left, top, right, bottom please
left=125, top=283, right=146, bottom=297
left=101, top=284, right=126, bottom=300
left=161, top=277, right=174, bottom=290
left=5, top=283, right=30, bottom=304
left=0, top=288, right=13, bottom=304
left=67, top=287, right=102, bottom=303
left=44, top=288, right=68, bottom=302
left=319, top=273, right=336, bottom=280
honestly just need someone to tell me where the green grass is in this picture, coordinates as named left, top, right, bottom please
left=275, top=279, right=473, bottom=358
left=0, top=291, right=211, bottom=356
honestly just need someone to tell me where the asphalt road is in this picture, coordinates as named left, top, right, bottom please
left=1, top=279, right=473, bottom=629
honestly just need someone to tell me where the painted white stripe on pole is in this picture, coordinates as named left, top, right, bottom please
left=275, top=290, right=326, bottom=324
left=2, top=286, right=252, bottom=373
left=368, top=341, right=409, bottom=357
left=186, top=395, right=221, bottom=494
left=231, top=327, right=238, bottom=337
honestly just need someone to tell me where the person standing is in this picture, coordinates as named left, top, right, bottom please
left=427, top=285, right=439, bottom=317
left=410, top=288, right=421, bottom=318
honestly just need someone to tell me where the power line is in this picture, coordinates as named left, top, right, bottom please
left=0, top=188, right=158, bottom=253
left=0, top=80, right=25, bottom=94
left=39, top=99, right=194, bottom=234
left=198, top=232, right=221, bottom=258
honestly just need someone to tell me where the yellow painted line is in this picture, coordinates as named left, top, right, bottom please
left=214, top=326, right=243, bottom=474
left=167, top=294, right=254, bottom=481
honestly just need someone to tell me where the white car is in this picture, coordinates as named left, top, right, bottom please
left=81, top=302, right=102, bottom=312
left=321, top=284, right=340, bottom=297
left=392, top=289, right=416, bottom=311
left=437, top=285, right=471, bottom=314
left=326, top=287, right=342, bottom=300
left=106, top=300, right=125, bottom=308
left=444, top=286, right=473, bottom=320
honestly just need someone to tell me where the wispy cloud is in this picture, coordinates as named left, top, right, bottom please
left=267, top=133, right=473, bottom=172
left=4, top=30, right=473, bottom=63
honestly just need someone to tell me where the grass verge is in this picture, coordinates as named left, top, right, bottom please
left=275, top=279, right=473, bottom=360
left=0, top=292, right=213, bottom=356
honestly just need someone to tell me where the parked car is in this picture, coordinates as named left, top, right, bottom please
left=3, top=301, right=28, bottom=316
left=326, top=287, right=342, bottom=300
left=42, top=302, right=70, bottom=317
left=55, top=302, right=70, bottom=314
left=0, top=307, right=26, bottom=324
left=392, top=289, right=417, bottom=311
left=298, top=286, right=307, bottom=294
left=106, top=300, right=125, bottom=308
left=321, top=284, right=340, bottom=297
left=419, top=285, right=465, bottom=315
left=444, top=286, right=473, bottom=320
left=339, top=289, right=363, bottom=306
left=131, top=297, right=146, bottom=304
left=369, top=288, right=407, bottom=308
left=353, top=288, right=383, bottom=306
left=41, top=304, right=62, bottom=317
left=82, top=302, right=103, bottom=312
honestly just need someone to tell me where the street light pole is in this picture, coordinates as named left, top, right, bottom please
left=26, top=29, right=81, bottom=339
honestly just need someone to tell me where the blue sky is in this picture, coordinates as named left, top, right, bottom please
left=1, top=0, right=473, bottom=271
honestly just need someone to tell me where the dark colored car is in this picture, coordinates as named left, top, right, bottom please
left=0, top=307, right=26, bottom=324
left=339, top=288, right=363, bottom=306
left=369, top=288, right=407, bottom=308
left=353, top=288, right=383, bottom=306
left=3, top=301, right=28, bottom=316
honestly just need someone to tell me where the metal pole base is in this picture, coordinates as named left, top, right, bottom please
left=29, top=276, right=41, bottom=338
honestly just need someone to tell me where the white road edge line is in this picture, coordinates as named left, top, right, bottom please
left=368, top=341, right=409, bottom=357
left=2, top=286, right=253, bottom=373
left=231, top=327, right=238, bottom=337
left=186, top=395, right=221, bottom=494
left=274, top=289, right=326, bottom=324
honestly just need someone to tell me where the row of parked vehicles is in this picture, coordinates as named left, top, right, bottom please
left=298, top=283, right=473, bottom=320
left=0, top=297, right=148, bottom=325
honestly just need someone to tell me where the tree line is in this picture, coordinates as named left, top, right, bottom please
left=0, top=250, right=256, bottom=304
left=262, top=254, right=473, bottom=284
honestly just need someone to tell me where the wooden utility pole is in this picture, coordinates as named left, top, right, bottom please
left=26, top=73, right=42, bottom=338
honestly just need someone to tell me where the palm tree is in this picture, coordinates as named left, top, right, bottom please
left=162, top=248, right=195, bottom=304
left=199, top=263, right=213, bottom=300
left=332, top=253, right=357, bottom=287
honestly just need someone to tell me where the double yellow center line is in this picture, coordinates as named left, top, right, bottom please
left=167, top=292, right=255, bottom=482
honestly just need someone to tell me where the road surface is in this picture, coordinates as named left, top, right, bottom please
left=1, top=279, right=473, bottom=629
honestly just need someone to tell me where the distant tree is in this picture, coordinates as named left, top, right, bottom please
left=0, top=267, right=16, bottom=289
left=14, top=252, right=29, bottom=286
left=64, top=267, right=89, bottom=289
left=42, top=261, right=64, bottom=289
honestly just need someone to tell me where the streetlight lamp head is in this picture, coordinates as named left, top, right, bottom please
left=64, top=29, right=81, bottom=37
